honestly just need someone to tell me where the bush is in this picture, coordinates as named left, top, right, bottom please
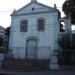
left=0, top=37, right=3, bottom=47
left=0, top=46, right=8, bottom=53
left=58, top=34, right=73, bottom=65
left=58, top=34, right=71, bottom=49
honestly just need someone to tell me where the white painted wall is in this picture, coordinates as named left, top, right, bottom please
left=9, top=12, right=60, bottom=59
left=9, top=1, right=60, bottom=59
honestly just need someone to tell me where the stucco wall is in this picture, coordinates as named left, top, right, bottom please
left=9, top=12, right=60, bottom=59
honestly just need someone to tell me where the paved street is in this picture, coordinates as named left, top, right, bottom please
left=0, top=70, right=75, bottom=75
left=15, top=71, right=75, bottom=75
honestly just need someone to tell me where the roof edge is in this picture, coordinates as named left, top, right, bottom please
left=11, top=1, right=59, bottom=16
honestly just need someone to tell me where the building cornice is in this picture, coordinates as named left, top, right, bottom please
left=11, top=11, right=58, bottom=17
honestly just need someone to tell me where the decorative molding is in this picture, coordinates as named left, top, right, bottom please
left=26, top=36, right=38, bottom=41
left=11, top=11, right=57, bottom=16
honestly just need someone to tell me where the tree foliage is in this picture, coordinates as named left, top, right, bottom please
left=62, top=0, right=75, bottom=24
left=0, top=37, right=3, bottom=47
left=5, top=27, right=10, bottom=36
left=5, top=26, right=10, bottom=48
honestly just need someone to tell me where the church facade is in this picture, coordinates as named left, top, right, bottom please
left=9, top=0, right=60, bottom=69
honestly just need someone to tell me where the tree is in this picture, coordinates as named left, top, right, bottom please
left=5, top=27, right=10, bottom=48
left=62, top=0, right=75, bottom=24
left=0, top=37, right=3, bottom=47
left=5, top=27, right=10, bottom=36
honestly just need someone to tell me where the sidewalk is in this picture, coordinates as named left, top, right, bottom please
left=0, top=69, right=75, bottom=75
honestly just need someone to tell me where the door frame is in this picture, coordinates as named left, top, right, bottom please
left=26, top=37, right=38, bottom=59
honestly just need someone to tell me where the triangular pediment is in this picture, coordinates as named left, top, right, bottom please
left=11, top=2, right=57, bottom=16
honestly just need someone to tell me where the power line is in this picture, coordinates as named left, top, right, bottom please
left=0, top=11, right=13, bottom=12
left=0, top=6, right=74, bottom=12
left=0, top=7, right=65, bottom=12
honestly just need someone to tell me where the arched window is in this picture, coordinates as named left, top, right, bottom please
left=37, top=18, right=45, bottom=31
left=20, top=20, right=28, bottom=32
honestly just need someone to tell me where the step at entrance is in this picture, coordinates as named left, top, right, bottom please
left=3, top=59, right=49, bottom=71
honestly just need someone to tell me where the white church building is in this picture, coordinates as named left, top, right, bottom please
left=9, top=0, right=68, bottom=69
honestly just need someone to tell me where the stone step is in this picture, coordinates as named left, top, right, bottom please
left=3, top=59, right=49, bottom=71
